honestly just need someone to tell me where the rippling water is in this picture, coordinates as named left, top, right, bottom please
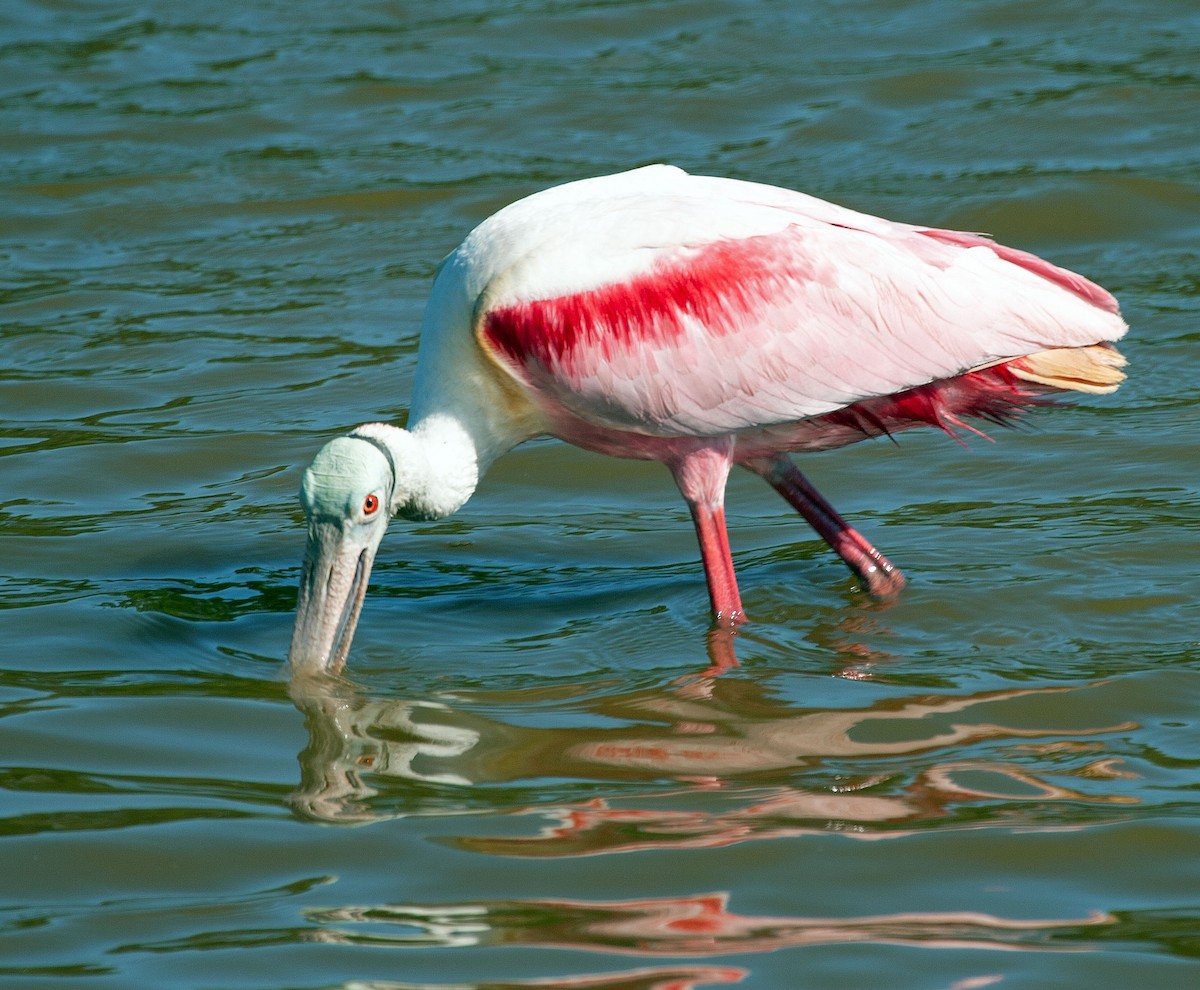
left=2, top=1, right=1198, bottom=987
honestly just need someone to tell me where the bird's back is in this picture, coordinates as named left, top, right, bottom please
left=418, top=166, right=1127, bottom=451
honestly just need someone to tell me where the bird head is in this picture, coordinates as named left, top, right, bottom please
left=287, top=430, right=398, bottom=675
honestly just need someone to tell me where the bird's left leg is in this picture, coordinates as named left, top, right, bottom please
left=669, top=444, right=745, bottom=627
left=742, top=455, right=906, bottom=598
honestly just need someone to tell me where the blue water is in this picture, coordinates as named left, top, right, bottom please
left=2, top=1, right=1197, bottom=987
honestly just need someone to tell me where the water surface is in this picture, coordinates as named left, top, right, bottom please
left=2, top=1, right=1198, bottom=987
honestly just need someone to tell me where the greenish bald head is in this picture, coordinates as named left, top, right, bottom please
left=300, top=434, right=396, bottom=522
left=288, top=419, right=481, bottom=675
left=289, top=433, right=399, bottom=676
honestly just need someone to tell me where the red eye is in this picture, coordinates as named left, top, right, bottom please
left=362, top=494, right=380, bottom=515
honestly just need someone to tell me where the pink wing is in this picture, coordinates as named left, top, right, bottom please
left=467, top=166, right=1127, bottom=437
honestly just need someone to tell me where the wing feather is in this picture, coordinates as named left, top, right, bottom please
left=464, top=166, right=1127, bottom=437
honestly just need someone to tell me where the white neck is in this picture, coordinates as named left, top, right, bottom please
left=353, top=253, right=550, bottom=520
left=351, top=417, right=481, bottom=521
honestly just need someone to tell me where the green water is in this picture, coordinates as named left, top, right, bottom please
left=2, top=1, right=1197, bottom=987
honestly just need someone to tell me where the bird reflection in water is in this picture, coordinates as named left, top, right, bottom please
left=287, top=670, right=1137, bottom=836
left=305, top=965, right=747, bottom=990
left=305, top=889, right=1116, bottom=955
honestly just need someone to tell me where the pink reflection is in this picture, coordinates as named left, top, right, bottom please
left=289, top=674, right=1136, bottom=835
left=332, top=964, right=746, bottom=990
left=308, top=891, right=1115, bottom=956
left=457, top=752, right=1138, bottom=857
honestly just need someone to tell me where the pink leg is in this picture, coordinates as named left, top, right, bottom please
left=669, top=445, right=745, bottom=626
left=744, top=456, right=906, bottom=598
left=685, top=500, right=744, bottom=625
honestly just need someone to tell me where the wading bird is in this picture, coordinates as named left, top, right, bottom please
left=288, top=165, right=1127, bottom=674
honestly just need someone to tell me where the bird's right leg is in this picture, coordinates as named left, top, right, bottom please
left=669, top=445, right=745, bottom=627
left=743, top=456, right=906, bottom=598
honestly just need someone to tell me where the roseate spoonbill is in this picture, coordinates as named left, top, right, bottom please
left=288, top=165, right=1128, bottom=674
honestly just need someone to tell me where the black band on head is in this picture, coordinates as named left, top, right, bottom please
left=348, top=429, right=398, bottom=503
